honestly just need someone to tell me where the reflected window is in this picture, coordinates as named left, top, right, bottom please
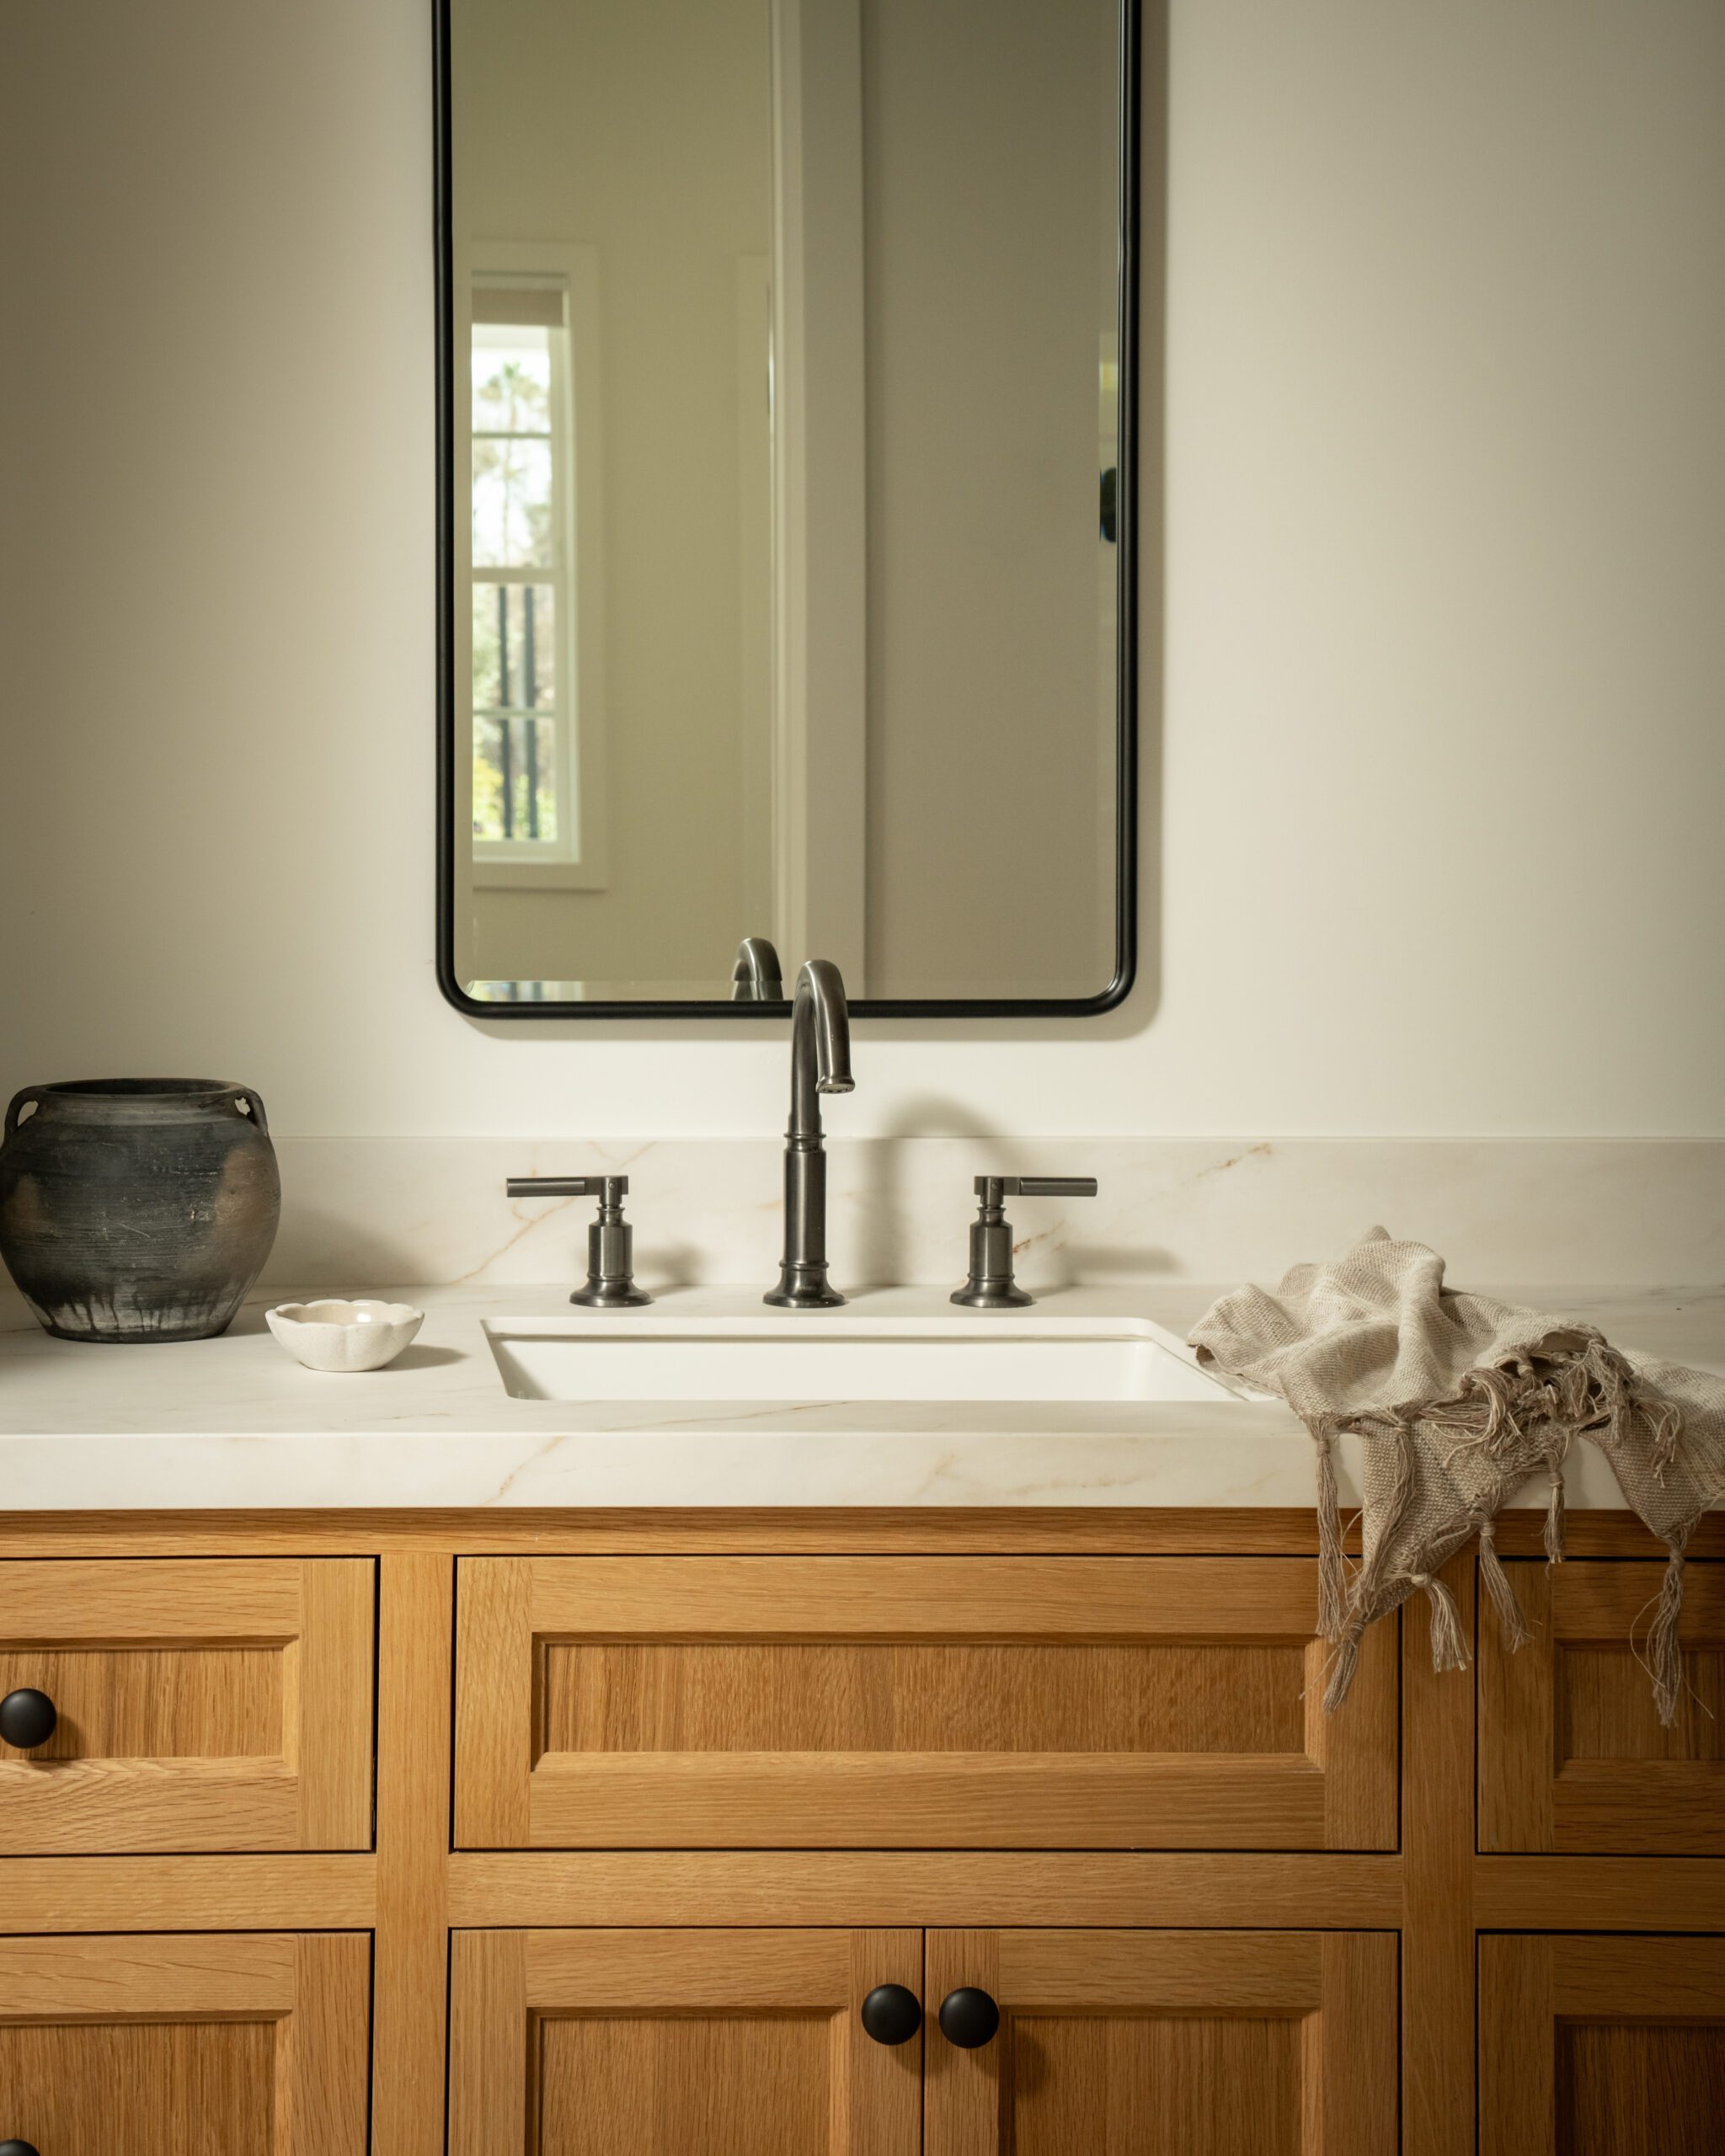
left=471, top=282, right=574, bottom=859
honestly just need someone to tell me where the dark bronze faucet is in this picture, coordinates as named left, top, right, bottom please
left=765, top=959, right=854, bottom=1308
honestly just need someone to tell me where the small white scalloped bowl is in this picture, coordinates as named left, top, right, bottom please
left=265, top=1299, right=424, bottom=1373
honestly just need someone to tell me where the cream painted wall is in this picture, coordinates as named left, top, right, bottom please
left=2, top=0, right=1722, bottom=1139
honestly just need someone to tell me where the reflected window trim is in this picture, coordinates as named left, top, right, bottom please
left=463, top=240, right=608, bottom=891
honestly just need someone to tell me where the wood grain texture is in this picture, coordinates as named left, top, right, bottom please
left=0, top=1507, right=1378, bottom=1559
left=0, top=1853, right=376, bottom=1929
left=373, top=1552, right=454, bottom=2156
left=0, top=1930, right=368, bottom=2155
left=446, top=1849, right=1403, bottom=1928
left=0, top=1556, right=373, bottom=1854
left=1480, top=1559, right=1725, bottom=1853
left=1402, top=1554, right=1474, bottom=2156
left=1482, top=1935, right=1725, bottom=2156
left=451, top=1929, right=921, bottom=2156
left=459, top=1555, right=1396, bottom=1853
left=524, top=1748, right=1332, bottom=1849
left=926, top=1929, right=1394, bottom=2155
left=1475, top=1856, right=1725, bottom=1932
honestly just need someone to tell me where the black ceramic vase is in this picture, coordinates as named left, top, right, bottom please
left=0, top=1079, right=280, bottom=1342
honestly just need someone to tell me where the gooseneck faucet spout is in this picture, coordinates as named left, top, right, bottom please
left=765, top=958, right=854, bottom=1308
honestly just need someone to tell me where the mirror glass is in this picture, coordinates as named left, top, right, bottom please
left=439, top=0, right=1135, bottom=1013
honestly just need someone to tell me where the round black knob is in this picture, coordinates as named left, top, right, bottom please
left=0, top=1689, right=56, bottom=1750
left=859, top=1983, right=922, bottom=2046
left=0, top=2140, right=43, bottom=2155
left=938, top=1986, right=1001, bottom=2048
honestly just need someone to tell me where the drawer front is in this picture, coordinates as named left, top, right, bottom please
left=455, top=1556, right=1397, bottom=1851
left=0, top=1559, right=374, bottom=1853
left=0, top=1932, right=369, bottom=2155
left=1479, top=1557, right=1725, bottom=1853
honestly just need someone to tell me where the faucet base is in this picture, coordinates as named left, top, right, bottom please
left=951, top=1280, right=1036, bottom=1311
left=765, top=1263, right=846, bottom=1310
left=570, top=1279, right=654, bottom=1309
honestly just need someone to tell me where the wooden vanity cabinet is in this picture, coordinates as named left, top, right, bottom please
left=0, top=1931, right=370, bottom=2155
left=4, top=1507, right=1723, bottom=2156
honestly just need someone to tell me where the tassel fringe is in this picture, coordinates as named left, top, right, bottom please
left=1476, top=1513, right=1532, bottom=1652
left=1648, top=1526, right=1690, bottom=1728
left=1313, top=1423, right=1347, bottom=1641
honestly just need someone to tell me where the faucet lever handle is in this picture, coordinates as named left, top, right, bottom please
left=972, top=1174, right=1097, bottom=1204
left=506, top=1174, right=628, bottom=1203
left=503, top=1174, right=649, bottom=1307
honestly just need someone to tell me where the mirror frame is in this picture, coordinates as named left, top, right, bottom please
left=433, top=0, right=1140, bottom=1019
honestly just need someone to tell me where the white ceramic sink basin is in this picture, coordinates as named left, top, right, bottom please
left=483, top=1314, right=1254, bottom=1406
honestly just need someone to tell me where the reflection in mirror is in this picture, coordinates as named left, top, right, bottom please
left=440, top=0, right=1135, bottom=1012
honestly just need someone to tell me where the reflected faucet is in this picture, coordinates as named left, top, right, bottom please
left=765, top=959, right=854, bottom=1308
left=731, top=936, right=784, bottom=1001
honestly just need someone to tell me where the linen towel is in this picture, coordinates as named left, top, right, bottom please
left=1189, top=1230, right=1725, bottom=1719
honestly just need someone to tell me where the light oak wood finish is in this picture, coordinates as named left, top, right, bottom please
left=3, top=1506, right=1717, bottom=1561
left=0, top=1930, right=369, bottom=2153
left=1474, top=1856, right=1725, bottom=1932
left=1480, top=1934, right=1725, bottom=2156
left=0, top=1853, right=376, bottom=1930
left=1402, top=1556, right=1475, bottom=2156
left=450, top=1928, right=922, bottom=2155
left=373, top=1552, right=455, bottom=2156
left=924, top=1927, right=1397, bottom=2155
left=1479, top=1559, right=1725, bottom=1854
left=455, top=1555, right=1397, bottom=1850
left=446, top=1849, right=1404, bottom=1929
left=0, top=1557, right=373, bottom=1853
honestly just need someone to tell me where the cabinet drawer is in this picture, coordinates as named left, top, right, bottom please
left=454, top=1556, right=1397, bottom=1850
left=0, top=1559, right=374, bottom=1853
left=1479, top=1558, right=1725, bottom=1853
left=0, top=1931, right=369, bottom=2154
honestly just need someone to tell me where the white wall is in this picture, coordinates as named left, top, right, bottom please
left=3, top=0, right=1722, bottom=1139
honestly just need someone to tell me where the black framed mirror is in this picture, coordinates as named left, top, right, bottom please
left=435, top=0, right=1139, bottom=1017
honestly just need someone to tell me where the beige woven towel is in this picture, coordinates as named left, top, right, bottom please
left=1189, top=1230, right=1725, bottom=1719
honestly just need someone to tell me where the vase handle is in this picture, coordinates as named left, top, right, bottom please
left=233, top=1089, right=270, bottom=1136
left=3, top=1090, right=39, bottom=1145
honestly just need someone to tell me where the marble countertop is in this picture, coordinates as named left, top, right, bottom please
left=0, top=1282, right=1719, bottom=1513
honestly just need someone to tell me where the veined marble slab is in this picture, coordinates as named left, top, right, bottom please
left=0, top=1282, right=1717, bottom=1514
left=233, top=1136, right=1722, bottom=1295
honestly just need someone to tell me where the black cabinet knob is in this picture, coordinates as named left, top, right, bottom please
left=0, top=2140, right=44, bottom=2155
left=0, top=1688, right=56, bottom=1750
left=938, top=1986, right=1001, bottom=2048
left=859, top=1983, right=922, bottom=2046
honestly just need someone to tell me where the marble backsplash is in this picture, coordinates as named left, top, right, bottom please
left=238, top=1136, right=1723, bottom=1294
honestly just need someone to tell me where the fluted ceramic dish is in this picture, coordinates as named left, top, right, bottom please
left=265, top=1298, right=424, bottom=1373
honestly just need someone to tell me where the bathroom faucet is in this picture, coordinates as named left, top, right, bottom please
left=765, top=959, right=854, bottom=1308
left=731, top=936, right=784, bottom=1001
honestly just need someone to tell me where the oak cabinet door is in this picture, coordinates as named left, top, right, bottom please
left=0, top=1559, right=374, bottom=1852
left=924, top=1928, right=1397, bottom=2156
left=454, top=1556, right=1397, bottom=1849
left=1481, top=1935, right=1725, bottom=2155
left=0, top=1932, right=369, bottom=2155
left=1478, top=1560, right=1725, bottom=1853
left=449, top=1928, right=921, bottom=2156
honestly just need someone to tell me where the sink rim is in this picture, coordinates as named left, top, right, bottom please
left=481, top=1310, right=1270, bottom=1404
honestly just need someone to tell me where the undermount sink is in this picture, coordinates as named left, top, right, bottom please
left=483, top=1313, right=1257, bottom=1406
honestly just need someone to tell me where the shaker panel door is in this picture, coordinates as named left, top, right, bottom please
left=1480, top=1934, right=1725, bottom=2155
left=454, top=1556, right=1397, bottom=1850
left=0, top=1559, right=374, bottom=1852
left=924, top=1927, right=1397, bottom=2156
left=0, top=1931, right=369, bottom=2155
left=1478, top=1560, right=1725, bottom=1853
left=450, top=1928, right=921, bottom=2156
